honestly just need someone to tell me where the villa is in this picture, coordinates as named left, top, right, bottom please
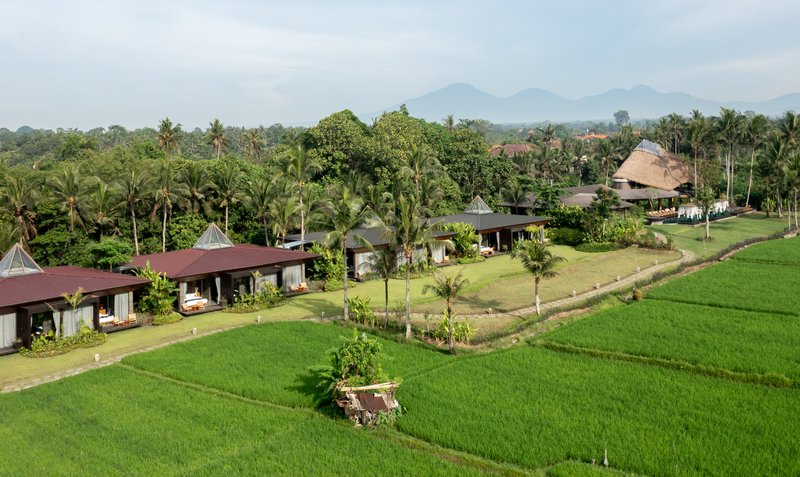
left=611, top=139, right=693, bottom=206
left=128, top=224, right=317, bottom=314
left=0, top=244, right=150, bottom=354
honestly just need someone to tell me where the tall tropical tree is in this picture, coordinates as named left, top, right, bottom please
left=716, top=108, right=743, bottom=203
left=385, top=195, right=445, bottom=338
left=365, top=246, right=397, bottom=327
left=117, top=168, right=151, bottom=255
left=50, top=163, right=86, bottom=232
left=423, top=269, right=469, bottom=353
left=213, top=161, right=242, bottom=234
left=157, top=118, right=182, bottom=157
left=595, top=139, right=617, bottom=186
left=511, top=241, right=565, bottom=315
left=402, top=143, right=441, bottom=201
left=502, top=178, right=528, bottom=214
left=282, top=144, right=321, bottom=250
left=153, top=159, right=184, bottom=252
left=779, top=111, right=800, bottom=148
left=84, top=183, right=122, bottom=240
left=0, top=175, right=37, bottom=246
left=269, top=195, right=299, bottom=245
left=317, top=186, right=372, bottom=321
left=245, top=175, right=277, bottom=246
left=687, top=112, right=712, bottom=186
left=207, top=119, right=227, bottom=160
left=178, top=161, right=213, bottom=215
left=694, top=185, right=717, bottom=240
left=761, top=134, right=789, bottom=218
left=243, top=128, right=264, bottom=161
left=744, top=114, right=769, bottom=206
left=781, top=152, right=800, bottom=229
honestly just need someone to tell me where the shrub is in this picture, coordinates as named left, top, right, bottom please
left=575, top=242, right=619, bottom=253
left=442, top=222, right=479, bottom=258
left=134, top=262, right=177, bottom=316
left=454, top=256, right=485, bottom=265
left=346, top=296, right=377, bottom=327
left=20, top=324, right=106, bottom=358
left=548, top=227, right=583, bottom=246
left=312, top=329, right=391, bottom=398
left=306, top=244, right=345, bottom=284
left=546, top=204, right=585, bottom=229
left=228, top=278, right=286, bottom=313
left=429, top=312, right=476, bottom=344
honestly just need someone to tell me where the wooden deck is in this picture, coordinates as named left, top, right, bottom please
left=178, top=303, right=224, bottom=316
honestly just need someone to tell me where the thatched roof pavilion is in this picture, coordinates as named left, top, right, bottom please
left=612, top=140, right=692, bottom=191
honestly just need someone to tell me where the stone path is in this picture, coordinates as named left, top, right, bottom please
left=3, top=249, right=695, bottom=394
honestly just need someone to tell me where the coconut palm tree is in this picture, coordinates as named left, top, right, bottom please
left=502, top=178, right=528, bottom=214
left=317, top=186, right=372, bottom=321
left=84, top=183, right=122, bottom=240
left=269, top=195, right=299, bottom=245
left=207, top=119, right=227, bottom=160
left=744, top=114, right=770, bottom=207
left=402, top=143, right=441, bottom=201
left=50, top=163, right=86, bottom=232
left=157, top=118, right=181, bottom=157
left=213, top=161, right=242, bottom=234
left=0, top=175, right=37, bottom=246
left=694, top=185, right=717, bottom=240
left=687, top=113, right=712, bottom=186
left=385, top=194, right=444, bottom=338
left=595, top=139, right=617, bottom=186
left=781, top=152, right=800, bottom=229
left=117, top=168, right=151, bottom=255
left=511, top=240, right=565, bottom=315
left=281, top=144, right=321, bottom=250
left=365, top=246, right=397, bottom=327
left=761, top=134, right=789, bottom=218
left=667, top=113, right=686, bottom=154
left=716, top=108, right=743, bottom=203
left=153, top=159, right=184, bottom=252
left=243, top=128, right=263, bottom=161
left=245, top=175, right=277, bottom=246
left=178, top=162, right=213, bottom=215
left=779, top=111, right=800, bottom=149
left=423, top=269, right=469, bottom=353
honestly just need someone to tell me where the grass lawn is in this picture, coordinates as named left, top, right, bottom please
left=648, top=212, right=788, bottom=258
left=124, top=321, right=452, bottom=408
left=0, top=365, right=494, bottom=476
left=397, top=345, right=800, bottom=477
left=540, top=300, right=800, bottom=381
left=647, top=259, right=800, bottom=316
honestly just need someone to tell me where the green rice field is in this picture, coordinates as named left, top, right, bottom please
left=540, top=300, right=800, bottom=381
left=732, top=236, right=800, bottom=265
left=647, top=259, right=800, bottom=316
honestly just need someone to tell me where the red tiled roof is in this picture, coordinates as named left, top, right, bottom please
left=488, top=144, right=534, bottom=157
left=130, top=244, right=318, bottom=279
left=0, top=266, right=150, bottom=309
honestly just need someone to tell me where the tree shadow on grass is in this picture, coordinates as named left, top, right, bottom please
left=290, top=368, right=342, bottom=418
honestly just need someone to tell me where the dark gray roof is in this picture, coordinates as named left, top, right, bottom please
left=288, top=227, right=454, bottom=250
left=429, top=213, right=549, bottom=233
left=560, top=193, right=634, bottom=209
left=616, top=188, right=678, bottom=201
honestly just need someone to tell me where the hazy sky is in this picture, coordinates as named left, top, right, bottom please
left=2, top=0, right=799, bottom=130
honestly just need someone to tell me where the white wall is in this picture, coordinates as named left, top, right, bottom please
left=0, top=313, right=15, bottom=348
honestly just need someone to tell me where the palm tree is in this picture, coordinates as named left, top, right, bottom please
left=595, top=140, right=617, bottom=186
left=153, top=159, right=184, bottom=252
left=50, top=163, right=86, bottom=232
left=443, top=115, right=455, bottom=134
left=269, top=195, right=299, bottom=245
left=245, top=175, right=277, bottom=246
left=716, top=108, right=743, bottom=203
left=317, top=186, right=372, bottom=321
left=282, top=144, right=321, bottom=250
left=511, top=241, right=565, bottom=315
left=694, top=185, right=717, bottom=240
left=385, top=194, right=445, bottom=338
left=667, top=113, right=686, bottom=154
left=84, top=183, right=122, bottom=240
left=781, top=152, right=800, bottom=229
left=213, top=161, right=242, bottom=234
left=117, top=168, right=151, bottom=255
left=744, top=114, right=769, bottom=206
left=178, top=162, right=213, bottom=215
left=688, top=113, right=712, bottom=186
left=423, top=269, right=469, bottom=353
left=157, top=118, right=182, bottom=157
left=779, top=111, right=800, bottom=149
left=0, top=175, right=37, bottom=246
left=365, top=246, right=397, bottom=327
left=761, top=134, right=789, bottom=218
left=207, top=119, right=227, bottom=160
left=402, top=143, right=441, bottom=201
left=243, top=128, right=264, bottom=161
left=502, top=178, right=528, bottom=214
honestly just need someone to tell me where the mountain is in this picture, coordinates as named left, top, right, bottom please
left=363, top=83, right=800, bottom=123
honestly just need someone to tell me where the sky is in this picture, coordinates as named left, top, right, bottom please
left=2, top=0, right=799, bottom=130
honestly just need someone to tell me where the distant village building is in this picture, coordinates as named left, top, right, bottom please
left=0, top=244, right=149, bottom=353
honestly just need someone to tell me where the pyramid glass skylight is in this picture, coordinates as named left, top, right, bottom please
left=464, top=195, right=493, bottom=215
left=0, top=243, right=43, bottom=277
left=193, top=223, right=234, bottom=250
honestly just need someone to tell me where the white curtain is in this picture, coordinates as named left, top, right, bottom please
left=356, top=252, right=375, bottom=278
left=62, top=305, right=94, bottom=337
left=215, top=277, right=222, bottom=303
left=431, top=243, right=445, bottom=263
left=284, top=265, right=302, bottom=288
left=114, top=293, right=129, bottom=321
left=0, top=313, right=15, bottom=348
left=258, top=273, right=278, bottom=288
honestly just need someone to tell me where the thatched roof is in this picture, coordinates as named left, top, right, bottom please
left=488, top=143, right=534, bottom=157
left=613, top=140, right=692, bottom=190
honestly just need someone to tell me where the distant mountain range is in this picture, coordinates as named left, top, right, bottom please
left=363, top=83, right=800, bottom=124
